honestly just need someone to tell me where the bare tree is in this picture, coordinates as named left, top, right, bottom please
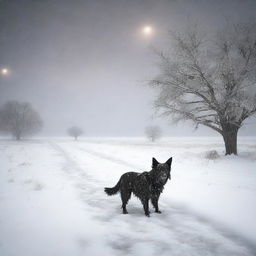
left=67, top=126, right=83, bottom=140
left=145, top=125, right=162, bottom=142
left=0, top=101, right=43, bottom=140
left=150, top=23, right=256, bottom=155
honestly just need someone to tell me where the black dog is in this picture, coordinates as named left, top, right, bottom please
left=104, top=157, right=172, bottom=217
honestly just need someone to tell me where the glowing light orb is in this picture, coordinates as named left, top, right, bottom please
left=1, top=68, right=9, bottom=75
left=142, top=26, right=153, bottom=36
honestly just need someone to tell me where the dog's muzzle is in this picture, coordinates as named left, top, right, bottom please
left=158, top=173, right=168, bottom=183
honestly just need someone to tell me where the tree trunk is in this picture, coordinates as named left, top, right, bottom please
left=16, top=133, right=21, bottom=141
left=222, top=125, right=238, bottom=155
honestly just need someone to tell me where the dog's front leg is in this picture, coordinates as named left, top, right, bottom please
left=143, top=199, right=150, bottom=217
left=151, top=195, right=161, bottom=213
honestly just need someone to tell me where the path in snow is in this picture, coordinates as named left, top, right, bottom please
left=51, top=141, right=256, bottom=256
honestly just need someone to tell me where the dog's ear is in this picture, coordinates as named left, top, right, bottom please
left=166, top=157, right=172, bottom=180
left=152, top=157, right=159, bottom=169
left=166, top=157, right=172, bottom=167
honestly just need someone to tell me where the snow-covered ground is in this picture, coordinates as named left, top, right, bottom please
left=0, top=137, right=255, bottom=256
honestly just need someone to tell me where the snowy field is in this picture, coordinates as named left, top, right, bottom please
left=0, top=137, right=256, bottom=256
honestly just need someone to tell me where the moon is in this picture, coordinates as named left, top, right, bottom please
left=142, top=25, right=153, bottom=36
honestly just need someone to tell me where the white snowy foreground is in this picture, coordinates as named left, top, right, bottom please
left=0, top=137, right=255, bottom=256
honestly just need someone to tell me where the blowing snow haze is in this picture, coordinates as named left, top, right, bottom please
left=0, top=0, right=256, bottom=136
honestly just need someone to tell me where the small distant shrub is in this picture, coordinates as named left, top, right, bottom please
left=34, top=182, right=44, bottom=191
left=145, top=125, right=162, bottom=142
left=67, top=126, right=83, bottom=140
left=205, top=150, right=220, bottom=160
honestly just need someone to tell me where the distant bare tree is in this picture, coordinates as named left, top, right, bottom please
left=150, top=22, right=256, bottom=155
left=68, top=126, right=83, bottom=140
left=145, top=125, right=162, bottom=142
left=0, top=101, right=43, bottom=140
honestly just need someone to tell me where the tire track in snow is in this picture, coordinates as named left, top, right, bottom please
left=51, top=142, right=256, bottom=256
left=50, top=142, right=110, bottom=210
left=77, top=146, right=144, bottom=170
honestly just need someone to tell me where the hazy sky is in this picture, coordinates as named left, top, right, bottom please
left=0, top=0, right=256, bottom=136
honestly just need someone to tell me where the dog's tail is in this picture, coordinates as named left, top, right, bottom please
left=104, top=179, right=121, bottom=196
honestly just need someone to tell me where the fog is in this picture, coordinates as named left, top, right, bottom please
left=0, top=0, right=256, bottom=136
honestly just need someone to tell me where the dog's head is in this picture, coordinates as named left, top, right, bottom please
left=151, top=157, right=172, bottom=185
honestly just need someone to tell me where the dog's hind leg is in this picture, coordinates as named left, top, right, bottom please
left=121, top=190, right=131, bottom=214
